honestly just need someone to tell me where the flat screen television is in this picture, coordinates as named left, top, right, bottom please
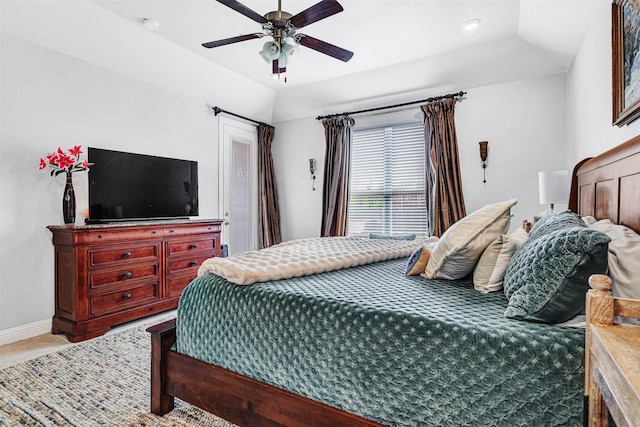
left=87, top=147, right=198, bottom=223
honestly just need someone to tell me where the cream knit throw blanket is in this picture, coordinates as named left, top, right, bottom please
left=198, top=236, right=432, bottom=285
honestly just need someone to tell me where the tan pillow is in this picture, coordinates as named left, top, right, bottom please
left=590, top=220, right=640, bottom=300
left=473, top=234, right=518, bottom=293
left=423, top=199, right=518, bottom=280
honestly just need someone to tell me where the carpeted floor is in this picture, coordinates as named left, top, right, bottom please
left=0, top=321, right=237, bottom=426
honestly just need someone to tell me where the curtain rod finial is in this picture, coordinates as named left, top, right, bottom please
left=213, top=106, right=222, bottom=116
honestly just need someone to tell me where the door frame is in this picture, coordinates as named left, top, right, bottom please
left=218, top=116, right=258, bottom=254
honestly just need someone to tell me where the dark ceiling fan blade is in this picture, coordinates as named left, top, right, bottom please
left=290, top=0, right=343, bottom=28
left=216, top=0, right=268, bottom=24
left=297, top=34, right=353, bottom=62
left=202, top=33, right=262, bottom=48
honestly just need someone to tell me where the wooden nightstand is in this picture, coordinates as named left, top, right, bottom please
left=585, top=275, right=640, bottom=427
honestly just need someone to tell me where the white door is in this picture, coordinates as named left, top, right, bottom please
left=219, top=117, right=258, bottom=255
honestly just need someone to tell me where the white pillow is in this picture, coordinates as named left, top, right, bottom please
left=589, top=219, right=640, bottom=300
left=509, top=227, right=529, bottom=247
left=473, top=234, right=518, bottom=293
left=423, top=199, right=518, bottom=280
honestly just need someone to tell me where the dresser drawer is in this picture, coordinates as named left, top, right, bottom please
left=89, top=244, right=160, bottom=267
left=164, top=223, right=221, bottom=237
left=167, top=275, right=195, bottom=298
left=167, top=238, right=215, bottom=255
left=167, top=252, right=214, bottom=276
left=89, top=264, right=159, bottom=290
left=89, top=282, right=160, bottom=318
left=86, top=227, right=162, bottom=244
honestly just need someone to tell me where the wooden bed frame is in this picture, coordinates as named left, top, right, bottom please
left=570, top=134, right=640, bottom=427
left=149, top=134, right=640, bottom=427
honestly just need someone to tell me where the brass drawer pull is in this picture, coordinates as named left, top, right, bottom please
left=123, top=272, right=133, bottom=279
left=122, top=251, right=132, bottom=258
left=189, top=243, right=198, bottom=249
left=189, top=260, right=199, bottom=267
left=123, top=293, right=132, bottom=300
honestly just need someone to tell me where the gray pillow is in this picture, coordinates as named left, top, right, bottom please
left=503, top=227, right=610, bottom=323
left=527, top=210, right=586, bottom=241
left=368, top=233, right=416, bottom=240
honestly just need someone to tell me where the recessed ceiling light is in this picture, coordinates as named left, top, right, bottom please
left=463, top=19, right=481, bottom=31
left=142, top=18, right=160, bottom=31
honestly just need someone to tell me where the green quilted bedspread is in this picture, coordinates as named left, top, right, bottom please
left=176, top=258, right=585, bottom=427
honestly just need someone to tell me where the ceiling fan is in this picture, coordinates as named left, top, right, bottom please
left=202, top=0, right=354, bottom=80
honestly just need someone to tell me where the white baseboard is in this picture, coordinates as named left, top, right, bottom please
left=0, top=319, right=52, bottom=346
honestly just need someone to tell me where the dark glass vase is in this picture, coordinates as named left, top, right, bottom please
left=62, top=171, right=76, bottom=224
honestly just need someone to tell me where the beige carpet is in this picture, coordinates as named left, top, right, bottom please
left=0, top=320, right=237, bottom=426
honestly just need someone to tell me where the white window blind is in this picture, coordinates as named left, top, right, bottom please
left=347, top=122, right=427, bottom=237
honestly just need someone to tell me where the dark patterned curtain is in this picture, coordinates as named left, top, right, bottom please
left=257, top=124, right=281, bottom=248
left=422, top=98, right=466, bottom=237
left=321, top=116, right=355, bottom=237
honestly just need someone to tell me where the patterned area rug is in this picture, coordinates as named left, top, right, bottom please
left=0, top=321, right=237, bottom=426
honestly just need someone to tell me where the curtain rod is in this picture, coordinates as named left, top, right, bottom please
left=213, top=106, right=272, bottom=128
left=315, top=91, right=467, bottom=120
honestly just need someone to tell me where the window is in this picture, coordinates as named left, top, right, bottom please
left=347, top=122, right=427, bottom=237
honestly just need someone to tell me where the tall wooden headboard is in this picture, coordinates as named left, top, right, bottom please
left=569, top=134, right=640, bottom=234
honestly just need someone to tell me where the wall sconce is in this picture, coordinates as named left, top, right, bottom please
left=309, top=158, right=316, bottom=191
left=479, top=141, right=488, bottom=183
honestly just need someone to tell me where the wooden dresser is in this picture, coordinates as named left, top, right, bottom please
left=48, top=219, right=222, bottom=342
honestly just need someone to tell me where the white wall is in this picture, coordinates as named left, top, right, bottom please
left=273, top=73, right=568, bottom=241
left=566, top=0, right=640, bottom=162
left=0, top=34, right=274, bottom=342
left=271, top=118, right=326, bottom=241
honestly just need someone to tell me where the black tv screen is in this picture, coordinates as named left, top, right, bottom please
left=88, top=147, right=198, bottom=222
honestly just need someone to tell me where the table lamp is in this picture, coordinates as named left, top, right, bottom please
left=538, top=170, right=569, bottom=215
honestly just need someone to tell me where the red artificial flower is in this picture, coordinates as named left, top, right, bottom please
left=56, top=154, right=75, bottom=170
left=38, top=145, right=92, bottom=176
left=46, top=153, right=58, bottom=165
left=68, top=145, right=83, bottom=158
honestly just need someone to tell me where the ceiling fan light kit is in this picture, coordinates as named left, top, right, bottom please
left=203, top=0, right=354, bottom=81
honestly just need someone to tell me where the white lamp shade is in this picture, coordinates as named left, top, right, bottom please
left=259, top=41, right=280, bottom=62
left=280, top=42, right=300, bottom=62
left=276, top=42, right=300, bottom=68
left=538, top=170, right=569, bottom=205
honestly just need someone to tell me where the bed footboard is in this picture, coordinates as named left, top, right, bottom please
left=147, top=319, right=386, bottom=427
left=147, top=319, right=177, bottom=416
